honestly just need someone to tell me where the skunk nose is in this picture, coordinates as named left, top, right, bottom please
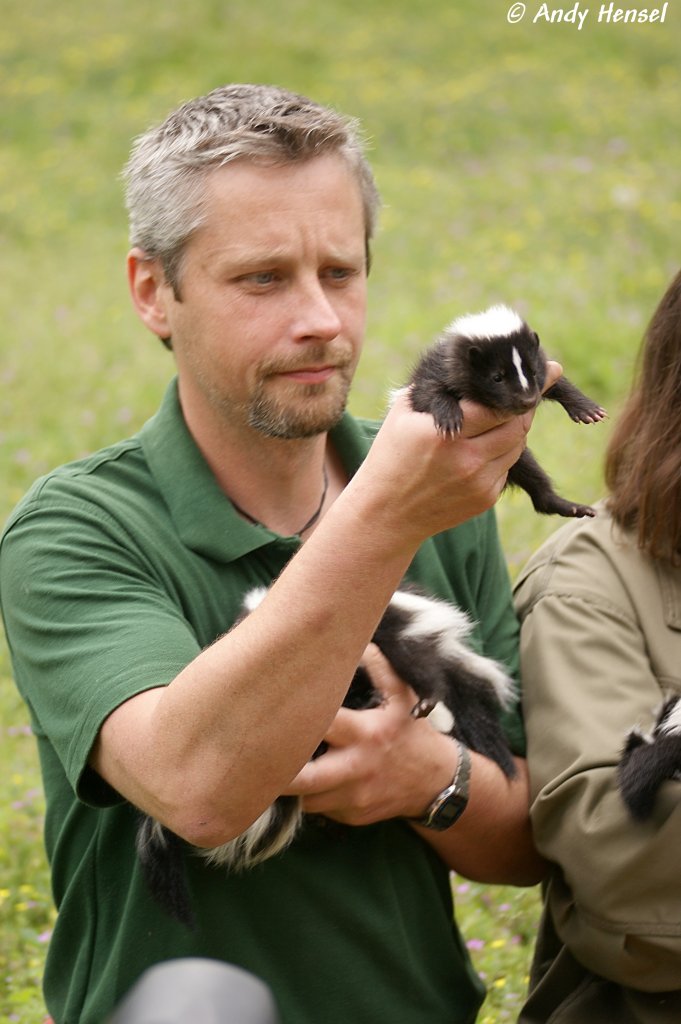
left=517, top=395, right=540, bottom=413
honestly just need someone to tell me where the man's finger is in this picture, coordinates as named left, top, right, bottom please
left=359, top=642, right=419, bottom=711
left=543, top=359, right=563, bottom=392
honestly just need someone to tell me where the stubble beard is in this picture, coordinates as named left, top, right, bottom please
left=203, top=344, right=357, bottom=440
left=247, top=365, right=354, bottom=439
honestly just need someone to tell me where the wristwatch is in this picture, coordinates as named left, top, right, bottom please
left=410, top=740, right=471, bottom=831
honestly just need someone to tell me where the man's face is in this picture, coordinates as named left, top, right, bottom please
left=158, top=154, right=368, bottom=440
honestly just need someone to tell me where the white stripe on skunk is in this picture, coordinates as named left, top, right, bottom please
left=445, top=304, right=525, bottom=342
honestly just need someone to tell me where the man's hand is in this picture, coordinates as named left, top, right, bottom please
left=347, top=360, right=564, bottom=548
left=286, top=643, right=457, bottom=825
left=286, top=643, right=546, bottom=886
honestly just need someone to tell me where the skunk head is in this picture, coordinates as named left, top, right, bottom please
left=441, top=304, right=547, bottom=415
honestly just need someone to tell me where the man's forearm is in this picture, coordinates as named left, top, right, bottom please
left=415, top=755, right=546, bottom=885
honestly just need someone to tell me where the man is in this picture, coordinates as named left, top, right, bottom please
left=0, top=84, right=546, bottom=1024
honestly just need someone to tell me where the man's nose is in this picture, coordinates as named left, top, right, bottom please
left=290, top=278, right=342, bottom=342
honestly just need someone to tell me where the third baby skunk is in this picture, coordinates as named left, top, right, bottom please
left=618, top=695, right=681, bottom=820
left=406, top=304, right=606, bottom=518
left=136, top=584, right=517, bottom=926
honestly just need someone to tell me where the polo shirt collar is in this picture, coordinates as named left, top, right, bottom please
left=139, top=378, right=373, bottom=563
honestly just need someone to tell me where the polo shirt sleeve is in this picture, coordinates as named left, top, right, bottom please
left=0, top=493, right=202, bottom=808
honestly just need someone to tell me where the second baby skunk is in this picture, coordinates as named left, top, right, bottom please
left=618, top=696, right=681, bottom=820
left=406, top=304, right=606, bottom=518
left=136, top=584, right=517, bottom=926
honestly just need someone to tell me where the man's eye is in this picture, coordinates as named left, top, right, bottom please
left=247, top=271, right=277, bottom=286
left=324, top=266, right=356, bottom=282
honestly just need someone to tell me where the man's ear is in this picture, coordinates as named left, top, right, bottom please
left=127, top=248, right=172, bottom=340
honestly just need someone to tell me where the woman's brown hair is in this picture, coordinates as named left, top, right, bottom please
left=605, top=268, right=681, bottom=565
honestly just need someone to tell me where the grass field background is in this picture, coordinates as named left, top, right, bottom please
left=2, top=1, right=680, bottom=1019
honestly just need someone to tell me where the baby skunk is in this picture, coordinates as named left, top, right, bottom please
left=136, top=584, right=517, bottom=926
left=406, top=305, right=606, bottom=518
left=618, top=696, right=681, bottom=820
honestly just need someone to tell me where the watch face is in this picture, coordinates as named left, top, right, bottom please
left=431, top=792, right=467, bottom=830
left=413, top=742, right=471, bottom=830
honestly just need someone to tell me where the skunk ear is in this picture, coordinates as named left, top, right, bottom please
left=532, top=332, right=541, bottom=347
left=468, top=344, right=484, bottom=367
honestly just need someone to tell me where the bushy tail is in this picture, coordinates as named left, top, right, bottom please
left=199, top=798, right=303, bottom=872
left=135, top=816, right=195, bottom=929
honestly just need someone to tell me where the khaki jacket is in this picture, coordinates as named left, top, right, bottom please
left=514, top=507, right=681, bottom=1022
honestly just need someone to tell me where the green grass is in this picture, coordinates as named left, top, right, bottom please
left=2, top=0, right=680, bottom=1019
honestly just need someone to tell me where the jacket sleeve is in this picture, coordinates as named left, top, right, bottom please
left=515, top=524, right=681, bottom=992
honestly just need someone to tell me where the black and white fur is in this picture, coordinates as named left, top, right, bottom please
left=136, top=584, right=517, bottom=925
left=406, top=305, right=606, bottom=518
left=618, top=696, right=681, bottom=820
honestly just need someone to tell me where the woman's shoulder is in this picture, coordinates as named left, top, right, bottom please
left=513, top=502, right=650, bottom=617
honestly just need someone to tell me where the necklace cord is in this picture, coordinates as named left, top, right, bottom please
left=230, top=467, right=329, bottom=537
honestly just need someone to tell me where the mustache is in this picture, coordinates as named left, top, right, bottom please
left=258, top=343, right=354, bottom=376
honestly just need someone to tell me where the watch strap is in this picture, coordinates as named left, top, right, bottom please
left=409, top=740, right=471, bottom=831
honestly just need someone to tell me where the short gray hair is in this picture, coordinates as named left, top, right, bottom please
left=123, top=83, right=381, bottom=294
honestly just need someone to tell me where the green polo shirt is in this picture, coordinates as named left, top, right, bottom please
left=0, top=379, right=522, bottom=1024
